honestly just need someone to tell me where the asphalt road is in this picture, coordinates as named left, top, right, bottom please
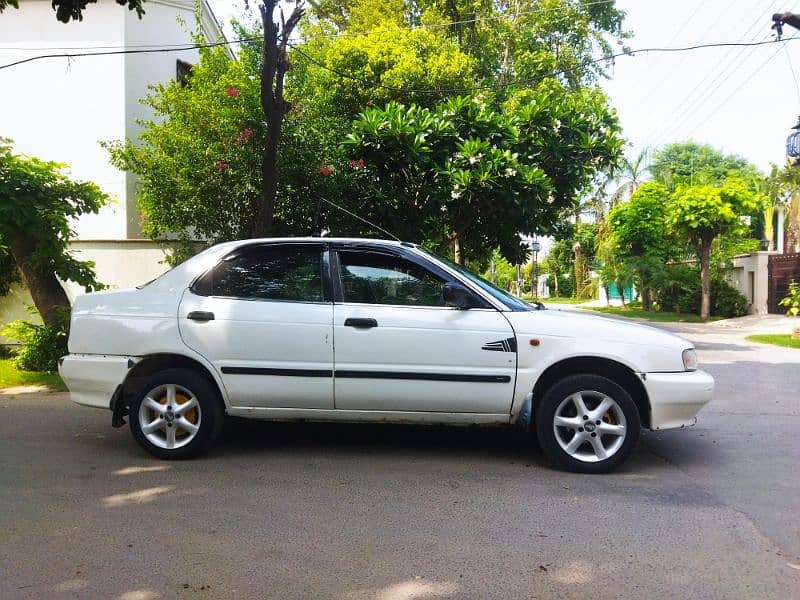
left=1, top=320, right=799, bottom=599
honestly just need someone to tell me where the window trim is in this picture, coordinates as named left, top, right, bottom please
left=190, top=242, right=331, bottom=304
left=331, top=245, right=491, bottom=309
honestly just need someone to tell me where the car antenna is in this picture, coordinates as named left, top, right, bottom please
left=313, top=196, right=401, bottom=242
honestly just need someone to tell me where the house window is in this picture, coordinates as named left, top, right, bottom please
left=176, top=60, right=193, bottom=87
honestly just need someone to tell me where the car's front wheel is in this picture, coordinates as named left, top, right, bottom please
left=535, top=374, right=640, bottom=473
left=129, top=368, right=223, bottom=460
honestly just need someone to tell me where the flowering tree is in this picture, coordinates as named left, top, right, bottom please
left=106, top=41, right=268, bottom=262
left=344, top=88, right=622, bottom=264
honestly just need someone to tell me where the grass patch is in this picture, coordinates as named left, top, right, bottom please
left=583, top=306, right=723, bottom=323
left=0, top=358, right=66, bottom=391
left=745, top=334, right=800, bottom=349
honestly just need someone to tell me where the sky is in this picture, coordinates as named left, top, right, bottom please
left=208, top=0, right=800, bottom=173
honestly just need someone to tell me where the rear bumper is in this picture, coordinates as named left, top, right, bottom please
left=644, top=369, right=714, bottom=430
left=58, top=354, right=132, bottom=409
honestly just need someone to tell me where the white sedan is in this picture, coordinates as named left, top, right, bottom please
left=59, top=238, right=713, bottom=473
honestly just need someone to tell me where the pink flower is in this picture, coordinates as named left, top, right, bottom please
left=235, top=128, right=253, bottom=144
left=225, top=87, right=240, bottom=98
left=216, top=160, right=229, bottom=171
left=319, top=165, right=333, bottom=177
left=349, top=158, right=365, bottom=170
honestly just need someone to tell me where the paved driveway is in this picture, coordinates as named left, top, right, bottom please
left=1, top=318, right=799, bottom=599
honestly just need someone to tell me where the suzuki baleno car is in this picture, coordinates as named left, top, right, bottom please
left=59, top=238, right=714, bottom=473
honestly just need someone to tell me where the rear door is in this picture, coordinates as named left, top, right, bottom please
left=331, top=246, right=516, bottom=414
left=178, top=242, right=334, bottom=409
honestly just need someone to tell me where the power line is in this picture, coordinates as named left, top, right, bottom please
left=649, top=0, right=800, bottom=144
left=0, top=37, right=246, bottom=71
left=635, top=0, right=713, bottom=108
left=644, top=0, right=783, bottom=143
left=785, top=43, right=800, bottom=106
left=0, top=0, right=620, bottom=53
left=680, top=38, right=789, bottom=139
left=0, top=0, right=617, bottom=59
left=289, top=36, right=800, bottom=94
left=3, top=27, right=800, bottom=95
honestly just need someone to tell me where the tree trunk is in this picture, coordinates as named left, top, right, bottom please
left=698, top=237, right=713, bottom=321
left=641, top=285, right=652, bottom=312
left=453, top=235, right=463, bottom=265
left=7, top=232, right=70, bottom=330
left=252, top=0, right=304, bottom=238
left=572, top=242, right=583, bottom=298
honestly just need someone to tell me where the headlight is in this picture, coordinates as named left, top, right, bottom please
left=682, top=348, right=698, bottom=371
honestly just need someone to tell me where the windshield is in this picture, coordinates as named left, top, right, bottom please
left=418, top=248, right=533, bottom=312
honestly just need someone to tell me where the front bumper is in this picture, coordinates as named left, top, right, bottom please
left=58, top=354, right=132, bottom=409
left=644, top=369, right=714, bottom=430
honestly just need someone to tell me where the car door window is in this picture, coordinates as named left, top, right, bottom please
left=196, top=245, right=324, bottom=302
left=337, top=250, right=445, bottom=307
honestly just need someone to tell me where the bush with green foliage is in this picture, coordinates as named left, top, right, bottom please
left=655, top=269, right=746, bottom=318
left=779, top=280, right=800, bottom=317
left=1, top=308, right=68, bottom=372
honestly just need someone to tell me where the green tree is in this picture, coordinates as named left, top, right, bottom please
left=543, top=239, right=573, bottom=298
left=310, top=0, right=629, bottom=88
left=344, top=88, right=621, bottom=263
left=667, top=178, right=763, bottom=320
left=0, top=242, right=20, bottom=297
left=650, top=142, right=761, bottom=190
left=0, top=139, right=106, bottom=329
left=0, top=0, right=145, bottom=22
left=606, top=182, right=671, bottom=311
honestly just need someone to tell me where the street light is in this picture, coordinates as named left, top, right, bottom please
left=530, top=238, right=541, bottom=299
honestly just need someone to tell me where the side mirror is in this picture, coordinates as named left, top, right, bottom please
left=442, top=282, right=476, bottom=310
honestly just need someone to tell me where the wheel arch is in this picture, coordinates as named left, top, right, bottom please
left=531, top=356, right=651, bottom=429
left=120, top=353, right=228, bottom=413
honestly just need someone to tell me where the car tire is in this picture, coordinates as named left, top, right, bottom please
left=129, top=368, right=223, bottom=460
left=535, top=374, right=640, bottom=474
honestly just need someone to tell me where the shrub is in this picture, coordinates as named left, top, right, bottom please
left=711, top=279, right=747, bottom=318
left=655, top=267, right=746, bottom=318
left=779, top=280, right=800, bottom=317
left=545, top=273, right=574, bottom=298
left=1, top=308, right=68, bottom=372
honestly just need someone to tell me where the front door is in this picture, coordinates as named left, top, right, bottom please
left=179, top=243, right=334, bottom=409
left=332, top=247, right=516, bottom=414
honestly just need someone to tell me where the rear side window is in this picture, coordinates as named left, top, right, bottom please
left=195, top=245, right=324, bottom=302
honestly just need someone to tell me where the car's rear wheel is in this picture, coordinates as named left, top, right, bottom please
left=129, top=368, right=223, bottom=460
left=535, top=374, right=640, bottom=473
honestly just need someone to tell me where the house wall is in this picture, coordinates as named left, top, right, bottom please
left=731, top=251, right=777, bottom=315
left=0, top=0, right=128, bottom=239
left=122, top=0, right=221, bottom=238
left=0, top=0, right=222, bottom=241
left=0, top=1, right=226, bottom=344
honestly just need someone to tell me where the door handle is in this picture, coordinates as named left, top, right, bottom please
left=344, top=317, right=378, bottom=329
left=187, top=311, right=215, bottom=322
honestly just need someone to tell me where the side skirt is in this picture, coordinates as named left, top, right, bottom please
left=225, top=407, right=511, bottom=426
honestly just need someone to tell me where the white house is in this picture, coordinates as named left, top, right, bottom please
left=0, top=0, right=227, bottom=341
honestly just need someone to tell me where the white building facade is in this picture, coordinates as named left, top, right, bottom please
left=0, top=0, right=226, bottom=340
